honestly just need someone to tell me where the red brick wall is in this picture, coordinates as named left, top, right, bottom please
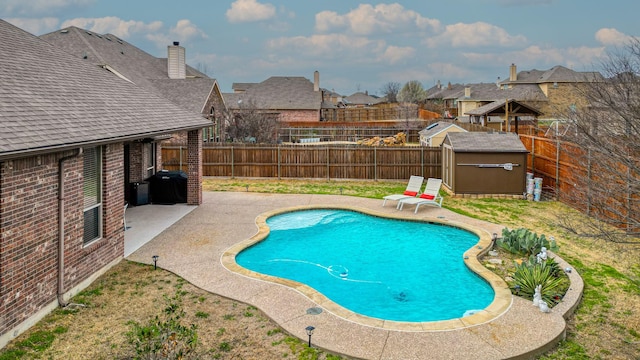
left=0, top=144, right=124, bottom=341
left=187, top=129, right=202, bottom=205
left=278, top=109, right=319, bottom=122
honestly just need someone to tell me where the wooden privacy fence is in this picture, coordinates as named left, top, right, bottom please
left=162, top=144, right=442, bottom=180
left=520, top=134, right=638, bottom=234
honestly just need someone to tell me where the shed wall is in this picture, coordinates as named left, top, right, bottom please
left=452, top=152, right=527, bottom=194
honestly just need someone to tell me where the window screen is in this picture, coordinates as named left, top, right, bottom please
left=83, top=146, right=102, bottom=244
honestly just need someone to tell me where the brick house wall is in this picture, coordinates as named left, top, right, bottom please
left=0, top=143, right=124, bottom=346
left=278, top=109, right=320, bottom=123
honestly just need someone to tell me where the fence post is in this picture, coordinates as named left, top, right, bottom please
left=374, top=147, right=377, bottom=181
left=278, top=145, right=281, bottom=180
left=587, top=148, right=592, bottom=215
left=327, top=146, right=330, bottom=180
left=421, top=146, right=424, bottom=177
left=231, top=145, right=234, bottom=178
left=179, top=146, right=183, bottom=172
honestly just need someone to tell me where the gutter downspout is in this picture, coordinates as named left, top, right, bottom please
left=58, top=148, right=83, bottom=306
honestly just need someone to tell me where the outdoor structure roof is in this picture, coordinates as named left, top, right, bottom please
left=224, top=76, right=322, bottom=110
left=0, top=20, right=211, bottom=160
left=465, top=100, right=542, bottom=116
left=460, top=83, right=547, bottom=102
left=39, top=26, right=218, bottom=115
left=445, top=132, right=528, bottom=152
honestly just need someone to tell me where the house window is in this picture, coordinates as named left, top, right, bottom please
left=145, top=142, right=156, bottom=178
left=83, top=146, right=102, bottom=244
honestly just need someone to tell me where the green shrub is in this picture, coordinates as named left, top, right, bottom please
left=497, top=228, right=558, bottom=257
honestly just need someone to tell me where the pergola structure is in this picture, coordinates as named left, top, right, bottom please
left=465, top=99, right=541, bottom=133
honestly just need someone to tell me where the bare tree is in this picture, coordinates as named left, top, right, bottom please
left=380, top=82, right=401, bottom=103
left=398, top=80, right=426, bottom=104
left=224, top=100, right=280, bottom=144
left=555, top=38, right=640, bottom=241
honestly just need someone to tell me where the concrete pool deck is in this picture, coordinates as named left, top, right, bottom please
left=126, top=191, right=584, bottom=360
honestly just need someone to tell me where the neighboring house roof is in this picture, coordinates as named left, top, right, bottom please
left=39, top=26, right=218, bottom=115
left=459, top=83, right=547, bottom=102
left=418, top=121, right=467, bottom=137
left=426, top=83, right=466, bottom=100
left=0, top=20, right=210, bottom=160
left=501, top=65, right=603, bottom=85
left=465, top=100, right=542, bottom=116
left=343, top=92, right=383, bottom=105
left=225, top=76, right=322, bottom=110
left=232, top=83, right=257, bottom=92
left=445, top=132, right=528, bottom=153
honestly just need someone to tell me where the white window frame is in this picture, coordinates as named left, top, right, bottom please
left=83, top=146, right=103, bottom=245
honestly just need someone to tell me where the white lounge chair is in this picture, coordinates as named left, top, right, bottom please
left=398, top=178, right=444, bottom=213
left=382, top=175, right=424, bottom=207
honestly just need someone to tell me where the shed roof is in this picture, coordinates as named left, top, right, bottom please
left=0, top=20, right=210, bottom=160
left=444, top=132, right=528, bottom=153
left=418, top=121, right=467, bottom=138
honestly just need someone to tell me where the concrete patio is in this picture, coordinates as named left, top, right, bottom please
left=125, top=191, right=583, bottom=360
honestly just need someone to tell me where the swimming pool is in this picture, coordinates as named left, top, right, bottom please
left=235, top=209, right=494, bottom=322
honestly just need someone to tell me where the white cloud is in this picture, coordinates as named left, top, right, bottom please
left=171, top=19, right=208, bottom=41
left=379, top=46, right=416, bottom=65
left=315, top=3, right=440, bottom=35
left=226, top=0, right=276, bottom=23
left=425, top=22, right=526, bottom=48
left=60, top=17, right=162, bottom=39
left=266, top=34, right=384, bottom=59
left=595, top=28, right=632, bottom=47
left=1, top=0, right=93, bottom=16
left=4, top=17, right=59, bottom=35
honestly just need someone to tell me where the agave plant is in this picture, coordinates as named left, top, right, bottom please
left=512, top=261, right=567, bottom=306
left=497, top=228, right=558, bottom=257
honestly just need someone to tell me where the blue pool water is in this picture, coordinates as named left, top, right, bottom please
left=236, top=209, right=494, bottom=322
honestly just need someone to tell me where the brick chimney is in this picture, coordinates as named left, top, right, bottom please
left=168, top=41, right=186, bottom=79
left=314, top=70, right=319, bottom=92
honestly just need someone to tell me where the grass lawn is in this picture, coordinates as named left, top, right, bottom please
left=1, top=178, right=639, bottom=359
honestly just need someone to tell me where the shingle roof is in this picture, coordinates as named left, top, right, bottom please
left=460, top=83, right=547, bottom=102
left=343, top=92, right=383, bottom=105
left=501, top=65, right=603, bottom=85
left=0, top=20, right=210, bottom=160
left=225, top=76, right=322, bottom=110
left=445, top=132, right=528, bottom=152
left=39, top=26, right=217, bottom=114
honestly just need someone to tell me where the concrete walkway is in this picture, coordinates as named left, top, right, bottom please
left=126, top=192, right=583, bottom=360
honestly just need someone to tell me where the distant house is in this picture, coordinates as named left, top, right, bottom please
left=418, top=121, right=467, bottom=147
left=40, top=27, right=226, bottom=143
left=0, top=20, right=209, bottom=348
left=342, top=91, right=384, bottom=107
left=498, top=63, right=603, bottom=121
left=224, top=71, right=323, bottom=123
left=425, top=81, right=466, bottom=118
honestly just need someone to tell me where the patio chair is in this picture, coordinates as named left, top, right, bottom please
left=398, top=178, right=444, bottom=213
left=382, top=175, right=424, bottom=207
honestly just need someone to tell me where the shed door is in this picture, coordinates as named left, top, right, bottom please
left=442, top=144, right=453, bottom=189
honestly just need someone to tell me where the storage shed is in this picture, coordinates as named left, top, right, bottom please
left=418, top=121, right=467, bottom=147
left=442, top=132, right=528, bottom=195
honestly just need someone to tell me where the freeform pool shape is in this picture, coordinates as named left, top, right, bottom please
left=236, top=209, right=493, bottom=322
left=224, top=206, right=512, bottom=326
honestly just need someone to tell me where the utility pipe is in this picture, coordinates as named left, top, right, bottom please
left=58, top=148, right=83, bottom=306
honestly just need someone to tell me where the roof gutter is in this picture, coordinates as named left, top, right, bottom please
left=58, top=148, right=83, bottom=307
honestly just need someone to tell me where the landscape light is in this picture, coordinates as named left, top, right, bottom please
left=305, top=325, right=315, bottom=347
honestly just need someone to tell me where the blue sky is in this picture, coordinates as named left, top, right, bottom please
left=3, top=0, right=639, bottom=95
